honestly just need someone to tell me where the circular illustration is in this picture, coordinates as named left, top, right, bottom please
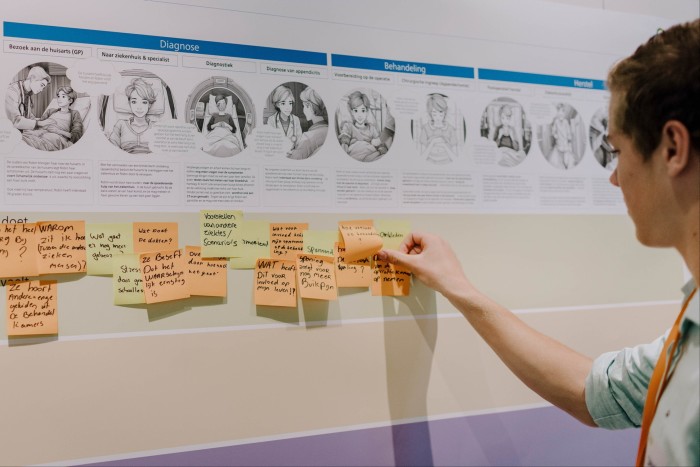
left=589, top=107, right=616, bottom=170
left=335, top=88, right=395, bottom=163
left=97, top=69, right=177, bottom=154
left=185, top=76, right=254, bottom=157
left=537, top=102, right=586, bottom=170
left=480, top=97, right=532, bottom=167
left=6, top=62, right=90, bottom=151
left=411, top=93, right=466, bottom=164
left=263, top=82, right=328, bottom=160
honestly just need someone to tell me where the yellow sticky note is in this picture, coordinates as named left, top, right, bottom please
left=338, top=220, right=383, bottom=263
left=113, top=254, right=145, bottom=305
left=186, top=246, right=227, bottom=297
left=296, top=254, right=337, bottom=300
left=334, top=242, right=371, bottom=288
left=371, top=260, right=411, bottom=296
left=86, top=223, right=134, bottom=275
left=133, top=222, right=178, bottom=254
left=230, top=220, right=270, bottom=270
left=6, top=280, right=58, bottom=336
left=0, top=223, right=39, bottom=278
left=302, top=230, right=339, bottom=257
left=270, top=223, right=308, bottom=260
left=140, top=249, right=189, bottom=304
left=200, top=210, right=242, bottom=258
left=376, top=220, right=411, bottom=251
left=36, top=221, right=87, bottom=275
left=254, top=258, right=297, bottom=307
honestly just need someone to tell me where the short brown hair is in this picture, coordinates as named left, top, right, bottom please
left=607, top=19, right=699, bottom=160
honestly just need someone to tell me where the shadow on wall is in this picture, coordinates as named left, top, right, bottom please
left=382, top=280, right=438, bottom=466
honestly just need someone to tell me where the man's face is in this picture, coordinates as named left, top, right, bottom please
left=30, top=78, right=48, bottom=95
left=608, top=92, right=667, bottom=247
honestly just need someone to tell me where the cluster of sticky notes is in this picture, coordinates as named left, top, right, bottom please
left=3, top=213, right=413, bottom=336
left=246, top=215, right=413, bottom=308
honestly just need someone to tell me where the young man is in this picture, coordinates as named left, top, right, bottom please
left=378, top=19, right=699, bottom=466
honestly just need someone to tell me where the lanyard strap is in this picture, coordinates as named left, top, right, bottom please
left=636, top=287, right=697, bottom=466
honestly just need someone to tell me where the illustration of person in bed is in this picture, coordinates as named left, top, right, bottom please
left=266, top=85, right=303, bottom=149
left=109, top=78, right=156, bottom=154
left=20, top=86, right=84, bottom=151
left=202, top=94, right=243, bottom=157
left=339, top=90, right=387, bottom=162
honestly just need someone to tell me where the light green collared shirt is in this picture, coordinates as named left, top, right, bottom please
left=585, top=280, right=699, bottom=467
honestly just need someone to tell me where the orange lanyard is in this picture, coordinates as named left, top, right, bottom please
left=636, top=287, right=697, bottom=466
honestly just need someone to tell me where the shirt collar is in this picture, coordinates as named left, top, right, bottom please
left=681, top=279, right=699, bottom=326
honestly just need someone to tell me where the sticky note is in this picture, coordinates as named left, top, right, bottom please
left=36, top=221, right=87, bottom=275
left=140, top=249, right=189, bottom=304
left=86, top=223, right=134, bottom=275
left=230, top=220, right=270, bottom=270
left=254, top=258, right=297, bottom=307
left=6, top=280, right=58, bottom=336
left=186, top=246, right=227, bottom=297
left=302, top=230, right=339, bottom=257
left=296, top=254, right=337, bottom=300
left=0, top=223, right=39, bottom=278
left=371, top=260, right=411, bottom=296
left=338, top=220, right=383, bottom=263
left=113, top=254, right=145, bottom=305
left=376, top=220, right=411, bottom=250
left=270, top=223, right=308, bottom=260
left=133, top=222, right=178, bottom=254
left=200, top=210, right=242, bottom=258
left=334, top=242, right=371, bottom=288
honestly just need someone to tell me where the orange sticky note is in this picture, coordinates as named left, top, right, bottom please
left=133, top=222, right=178, bottom=253
left=254, top=258, right=297, bottom=307
left=0, top=223, right=39, bottom=278
left=334, top=242, right=371, bottom=288
left=371, top=260, right=411, bottom=296
left=6, top=280, right=58, bottom=336
left=296, top=254, right=337, bottom=300
left=36, top=221, right=87, bottom=275
left=186, top=246, right=227, bottom=297
left=338, top=220, right=383, bottom=263
left=270, top=223, right=308, bottom=260
left=140, top=249, right=189, bottom=304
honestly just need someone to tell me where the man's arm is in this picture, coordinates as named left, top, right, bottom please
left=378, top=232, right=596, bottom=426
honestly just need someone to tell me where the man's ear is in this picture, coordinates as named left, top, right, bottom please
left=661, top=120, right=691, bottom=177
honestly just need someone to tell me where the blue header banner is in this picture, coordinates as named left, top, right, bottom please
left=478, top=68, right=605, bottom=90
left=332, top=54, right=474, bottom=79
left=3, top=22, right=327, bottom=66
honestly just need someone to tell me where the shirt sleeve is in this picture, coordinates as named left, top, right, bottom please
left=585, top=333, right=667, bottom=429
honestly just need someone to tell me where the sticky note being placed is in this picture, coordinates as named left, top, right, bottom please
left=254, top=258, right=297, bottom=307
left=133, top=222, right=178, bottom=254
left=376, top=220, right=411, bottom=251
left=338, top=220, right=383, bottom=263
left=0, top=223, right=39, bottom=278
left=36, top=221, right=87, bottom=275
left=6, top=280, right=58, bottom=336
left=86, top=223, right=134, bottom=275
left=186, top=246, right=227, bottom=297
left=140, top=249, right=189, bottom=304
left=296, top=254, right=337, bottom=300
left=302, top=230, right=339, bottom=257
left=334, top=242, right=371, bottom=288
left=113, top=254, right=146, bottom=305
left=371, top=260, right=412, bottom=296
left=200, top=210, right=242, bottom=258
left=270, top=223, right=308, bottom=260
left=230, top=220, right=270, bottom=270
